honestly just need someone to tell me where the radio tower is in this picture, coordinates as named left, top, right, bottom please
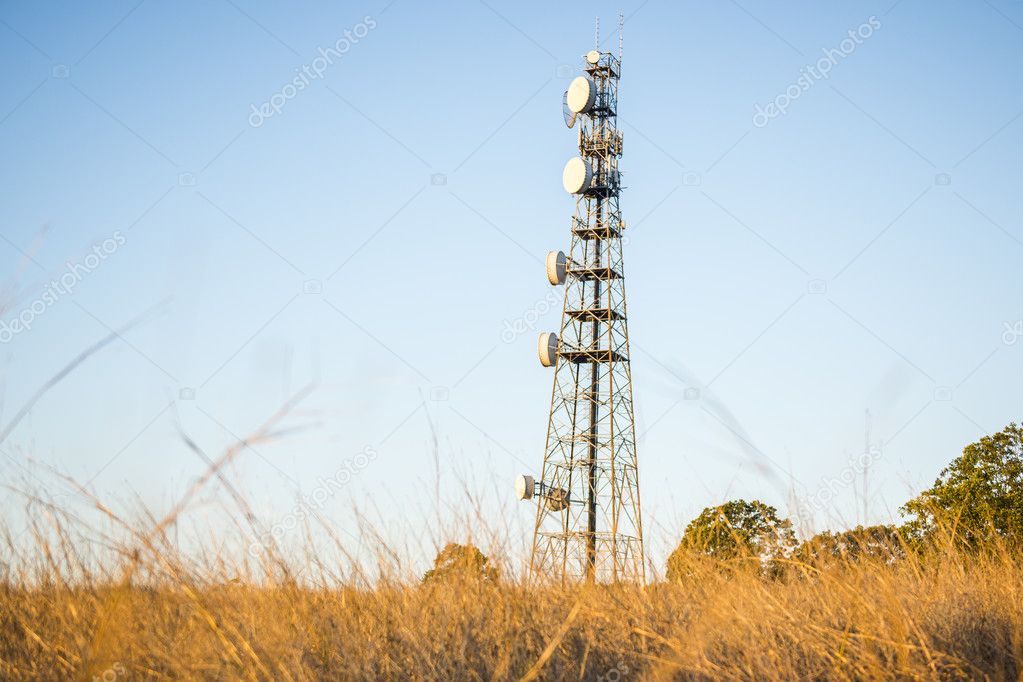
left=516, top=33, right=645, bottom=584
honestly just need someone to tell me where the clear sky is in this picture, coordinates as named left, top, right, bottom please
left=1, top=1, right=1021, bottom=572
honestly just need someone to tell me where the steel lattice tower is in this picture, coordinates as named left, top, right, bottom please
left=518, top=46, right=644, bottom=584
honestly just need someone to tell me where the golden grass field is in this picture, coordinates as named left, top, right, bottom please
left=2, top=509, right=1022, bottom=681
left=2, top=409, right=1021, bottom=680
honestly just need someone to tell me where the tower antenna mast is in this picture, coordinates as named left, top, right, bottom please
left=517, top=42, right=644, bottom=584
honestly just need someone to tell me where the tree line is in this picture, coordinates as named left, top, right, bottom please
left=424, top=421, right=1023, bottom=583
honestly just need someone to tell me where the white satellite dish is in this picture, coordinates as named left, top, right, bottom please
left=515, top=474, right=535, bottom=500
left=566, top=75, right=596, bottom=114
left=544, top=487, right=570, bottom=511
left=586, top=50, right=601, bottom=64
left=537, top=332, right=558, bottom=367
left=545, top=250, right=567, bottom=285
left=562, top=91, right=577, bottom=128
left=562, top=157, right=592, bottom=194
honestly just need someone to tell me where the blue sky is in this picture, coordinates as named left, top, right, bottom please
left=1, top=1, right=1021, bottom=571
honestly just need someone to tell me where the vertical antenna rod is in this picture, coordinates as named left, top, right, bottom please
left=618, top=12, right=624, bottom=62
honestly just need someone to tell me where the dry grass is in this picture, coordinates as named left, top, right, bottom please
left=2, top=505, right=1022, bottom=681
left=1, top=406, right=1021, bottom=680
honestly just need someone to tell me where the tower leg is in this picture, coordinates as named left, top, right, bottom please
left=586, top=199, right=603, bottom=582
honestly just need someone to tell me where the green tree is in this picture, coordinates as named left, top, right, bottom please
left=795, top=524, right=907, bottom=566
left=901, top=422, right=1023, bottom=547
left=666, top=499, right=796, bottom=581
left=422, top=543, right=499, bottom=583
